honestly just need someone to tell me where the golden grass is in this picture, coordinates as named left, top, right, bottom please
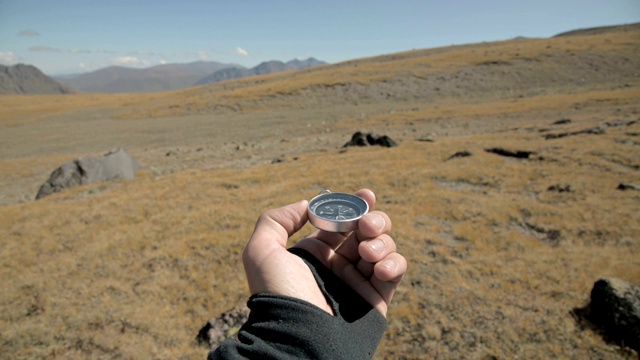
left=2, top=104, right=638, bottom=358
left=0, top=93, right=169, bottom=124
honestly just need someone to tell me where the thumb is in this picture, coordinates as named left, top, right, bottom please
left=245, top=200, right=310, bottom=256
left=243, top=200, right=310, bottom=295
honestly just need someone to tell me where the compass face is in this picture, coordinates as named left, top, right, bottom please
left=312, top=200, right=360, bottom=221
left=308, top=192, right=369, bottom=232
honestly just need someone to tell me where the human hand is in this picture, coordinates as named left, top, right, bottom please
left=242, top=189, right=407, bottom=317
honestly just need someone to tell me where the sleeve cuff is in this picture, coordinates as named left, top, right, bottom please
left=211, top=248, right=386, bottom=359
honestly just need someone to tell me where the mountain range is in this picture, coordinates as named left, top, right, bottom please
left=194, top=58, right=327, bottom=86
left=57, top=61, right=240, bottom=93
left=56, top=58, right=326, bottom=93
left=0, top=64, right=73, bottom=95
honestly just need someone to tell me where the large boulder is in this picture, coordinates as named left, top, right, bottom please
left=587, top=278, right=640, bottom=352
left=36, top=148, right=142, bottom=200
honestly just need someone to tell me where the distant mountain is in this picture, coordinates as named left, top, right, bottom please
left=0, top=64, right=74, bottom=95
left=194, top=58, right=327, bottom=86
left=58, top=61, right=242, bottom=93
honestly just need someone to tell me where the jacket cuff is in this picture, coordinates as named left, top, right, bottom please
left=211, top=248, right=386, bottom=359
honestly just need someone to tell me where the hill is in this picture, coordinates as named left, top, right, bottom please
left=0, top=24, right=638, bottom=359
left=194, top=58, right=327, bottom=86
left=59, top=61, right=241, bottom=93
left=553, top=21, right=640, bottom=37
left=0, top=64, right=74, bottom=95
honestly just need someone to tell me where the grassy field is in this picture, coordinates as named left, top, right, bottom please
left=1, top=25, right=639, bottom=359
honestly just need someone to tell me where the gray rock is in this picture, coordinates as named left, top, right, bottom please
left=36, top=148, right=141, bottom=200
left=589, top=278, right=640, bottom=352
left=196, top=303, right=250, bottom=348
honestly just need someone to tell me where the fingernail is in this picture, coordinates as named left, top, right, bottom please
left=370, top=213, right=385, bottom=231
left=368, top=239, right=385, bottom=252
left=381, top=259, right=397, bottom=272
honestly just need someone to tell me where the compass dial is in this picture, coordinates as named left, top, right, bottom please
left=308, top=191, right=369, bottom=232
left=313, top=201, right=359, bottom=221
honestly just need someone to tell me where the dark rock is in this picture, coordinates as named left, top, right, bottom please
left=552, top=118, right=572, bottom=125
left=343, top=132, right=398, bottom=148
left=36, top=148, right=142, bottom=200
left=344, top=131, right=369, bottom=147
left=617, top=183, right=640, bottom=191
left=547, top=184, right=573, bottom=193
left=196, top=303, right=250, bottom=348
left=589, top=278, right=640, bottom=352
left=544, top=127, right=605, bottom=140
left=366, top=133, right=378, bottom=145
left=605, top=119, right=638, bottom=128
left=485, top=148, right=535, bottom=159
left=416, top=137, right=435, bottom=143
left=374, top=135, right=398, bottom=148
left=445, top=151, right=473, bottom=161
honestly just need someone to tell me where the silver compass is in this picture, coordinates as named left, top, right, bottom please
left=308, top=190, right=369, bottom=232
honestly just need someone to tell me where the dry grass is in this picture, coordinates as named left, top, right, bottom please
left=1, top=27, right=639, bottom=359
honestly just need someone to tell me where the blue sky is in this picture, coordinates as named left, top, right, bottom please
left=1, top=0, right=638, bottom=75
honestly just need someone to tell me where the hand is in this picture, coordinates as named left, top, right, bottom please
left=242, top=189, right=407, bottom=317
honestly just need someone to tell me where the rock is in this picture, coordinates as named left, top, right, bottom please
left=547, top=184, right=573, bottom=193
left=445, top=151, right=473, bottom=161
left=588, top=278, right=640, bottom=352
left=605, top=119, right=638, bottom=128
left=374, top=135, right=398, bottom=147
left=552, top=118, right=572, bottom=125
left=196, top=303, right=250, bottom=348
left=485, top=147, right=535, bottom=159
left=544, top=127, right=605, bottom=140
left=36, top=148, right=142, bottom=200
left=343, top=132, right=398, bottom=148
left=344, top=131, right=369, bottom=147
left=416, top=137, right=435, bottom=143
left=617, top=183, right=640, bottom=191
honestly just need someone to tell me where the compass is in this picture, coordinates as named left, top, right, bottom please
left=308, top=190, right=369, bottom=232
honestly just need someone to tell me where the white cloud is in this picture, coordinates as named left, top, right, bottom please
left=0, top=51, right=18, bottom=64
left=112, top=56, right=150, bottom=67
left=235, top=47, right=249, bottom=56
left=197, top=51, right=208, bottom=60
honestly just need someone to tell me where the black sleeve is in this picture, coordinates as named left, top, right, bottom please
left=209, top=247, right=387, bottom=359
